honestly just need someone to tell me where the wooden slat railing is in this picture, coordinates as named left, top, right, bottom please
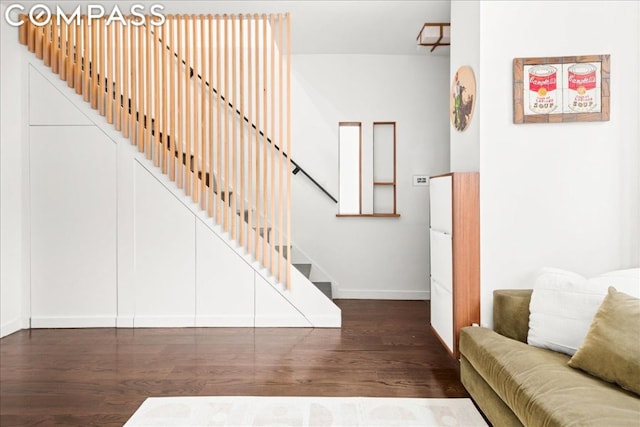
left=18, top=13, right=293, bottom=289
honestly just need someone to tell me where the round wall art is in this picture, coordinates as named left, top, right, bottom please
left=450, top=65, right=476, bottom=132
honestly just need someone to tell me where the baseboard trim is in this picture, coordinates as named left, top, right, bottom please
left=305, top=314, right=342, bottom=328
left=195, top=315, right=254, bottom=327
left=133, top=316, right=195, bottom=328
left=254, top=315, right=312, bottom=327
left=334, top=289, right=430, bottom=300
left=30, top=316, right=117, bottom=328
left=0, top=318, right=24, bottom=338
left=116, top=316, right=135, bottom=328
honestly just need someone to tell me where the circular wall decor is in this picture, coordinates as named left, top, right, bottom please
left=450, top=66, right=476, bottom=132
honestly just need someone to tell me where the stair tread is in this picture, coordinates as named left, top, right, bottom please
left=293, top=263, right=311, bottom=278
left=312, top=282, right=332, bottom=300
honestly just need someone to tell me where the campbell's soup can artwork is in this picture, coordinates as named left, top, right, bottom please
left=567, top=63, right=598, bottom=112
left=528, top=65, right=558, bottom=114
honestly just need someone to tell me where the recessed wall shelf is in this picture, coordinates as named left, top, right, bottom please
left=372, top=122, right=398, bottom=216
left=337, top=122, right=362, bottom=215
left=336, top=121, right=399, bottom=218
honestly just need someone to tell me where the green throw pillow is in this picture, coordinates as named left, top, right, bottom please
left=568, top=287, right=640, bottom=395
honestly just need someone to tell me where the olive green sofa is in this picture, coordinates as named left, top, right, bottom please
left=460, top=289, right=640, bottom=427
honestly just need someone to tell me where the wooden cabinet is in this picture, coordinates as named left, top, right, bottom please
left=429, top=172, right=480, bottom=358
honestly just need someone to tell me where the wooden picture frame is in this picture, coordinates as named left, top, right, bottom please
left=513, top=54, right=610, bottom=124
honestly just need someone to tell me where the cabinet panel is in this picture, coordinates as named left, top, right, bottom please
left=430, top=230, right=452, bottom=292
left=431, top=278, right=453, bottom=351
left=30, top=126, right=116, bottom=326
left=429, top=175, right=452, bottom=233
left=429, top=172, right=479, bottom=359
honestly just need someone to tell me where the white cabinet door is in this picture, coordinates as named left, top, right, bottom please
left=430, top=278, right=453, bottom=352
left=429, top=176, right=452, bottom=234
left=430, top=230, right=452, bottom=292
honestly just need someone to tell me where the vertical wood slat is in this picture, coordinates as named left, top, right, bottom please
left=82, top=18, right=90, bottom=102
left=114, top=21, right=122, bottom=131
left=75, top=17, right=82, bottom=93
left=59, top=19, right=66, bottom=80
left=43, top=20, right=51, bottom=66
left=176, top=15, right=183, bottom=187
left=122, top=20, right=130, bottom=138
left=253, top=14, right=260, bottom=260
left=131, top=20, right=138, bottom=146
left=200, top=16, right=208, bottom=210
left=130, top=19, right=136, bottom=143
left=277, top=14, right=284, bottom=284
left=246, top=14, right=253, bottom=254
left=169, top=16, right=176, bottom=181
left=18, top=15, right=28, bottom=45
left=216, top=15, right=223, bottom=224
left=269, top=14, right=277, bottom=274
left=230, top=16, right=238, bottom=238
left=140, top=22, right=147, bottom=151
left=27, top=18, right=35, bottom=51
left=145, top=21, right=152, bottom=159
left=261, top=14, right=268, bottom=267
left=51, top=19, right=59, bottom=74
left=286, top=13, right=292, bottom=289
left=238, top=16, right=245, bottom=244
left=142, top=20, right=148, bottom=150
left=207, top=15, right=214, bottom=217
left=106, top=21, right=113, bottom=123
left=34, top=22, right=43, bottom=59
left=90, top=17, right=97, bottom=109
left=161, top=18, right=168, bottom=173
left=192, top=15, right=199, bottom=202
left=98, top=18, right=105, bottom=115
left=223, top=15, right=230, bottom=231
left=184, top=15, right=191, bottom=194
left=154, top=19, right=161, bottom=167
left=152, top=21, right=160, bottom=167
left=136, top=24, right=144, bottom=150
left=66, top=21, right=74, bottom=88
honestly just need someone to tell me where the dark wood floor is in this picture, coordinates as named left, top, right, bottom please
left=0, top=300, right=467, bottom=426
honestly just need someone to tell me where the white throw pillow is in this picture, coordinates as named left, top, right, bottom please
left=527, top=267, right=640, bottom=356
left=587, top=268, right=640, bottom=296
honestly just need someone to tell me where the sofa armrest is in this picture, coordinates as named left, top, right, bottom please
left=493, top=289, right=532, bottom=343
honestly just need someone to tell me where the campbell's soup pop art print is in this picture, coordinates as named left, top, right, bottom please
left=567, top=63, right=597, bottom=112
left=528, top=65, right=558, bottom=114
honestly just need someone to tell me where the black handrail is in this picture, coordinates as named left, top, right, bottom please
left=156, top=30, right=338, bottom=204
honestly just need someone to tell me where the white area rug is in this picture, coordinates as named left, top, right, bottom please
left=125, top=396, right=488, bottom=427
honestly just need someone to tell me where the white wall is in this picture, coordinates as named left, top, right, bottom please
left=0, top=3, right=28, bottom=337
left=450, top=0, right=479, bottom=172
left=459, top=1, right=640, bottom=327
left=291, top=54, right=450, bottom=299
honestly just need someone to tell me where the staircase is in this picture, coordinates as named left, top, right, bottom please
left=291, top=253, right=333, bottom=300
left=17, top=12, right=338, bottom=325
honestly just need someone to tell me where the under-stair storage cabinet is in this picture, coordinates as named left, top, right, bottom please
left=429, top=172, right=480, bottom=358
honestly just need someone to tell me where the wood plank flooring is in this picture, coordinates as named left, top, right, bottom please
left=0, top=300, right=468, bottom=426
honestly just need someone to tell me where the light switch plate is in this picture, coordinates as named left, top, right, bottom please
left=413, top=175, right=429, bottom=186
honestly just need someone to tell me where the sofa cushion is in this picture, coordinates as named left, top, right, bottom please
left=493, top=289, right=532, bottom=343
left=460, top=326, right=640, bottom=427
left=569, top=287, right=640, bottom=395
left=460, top=356, right=524, bottom=427
left=527, top=267, right=640, bottom=356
